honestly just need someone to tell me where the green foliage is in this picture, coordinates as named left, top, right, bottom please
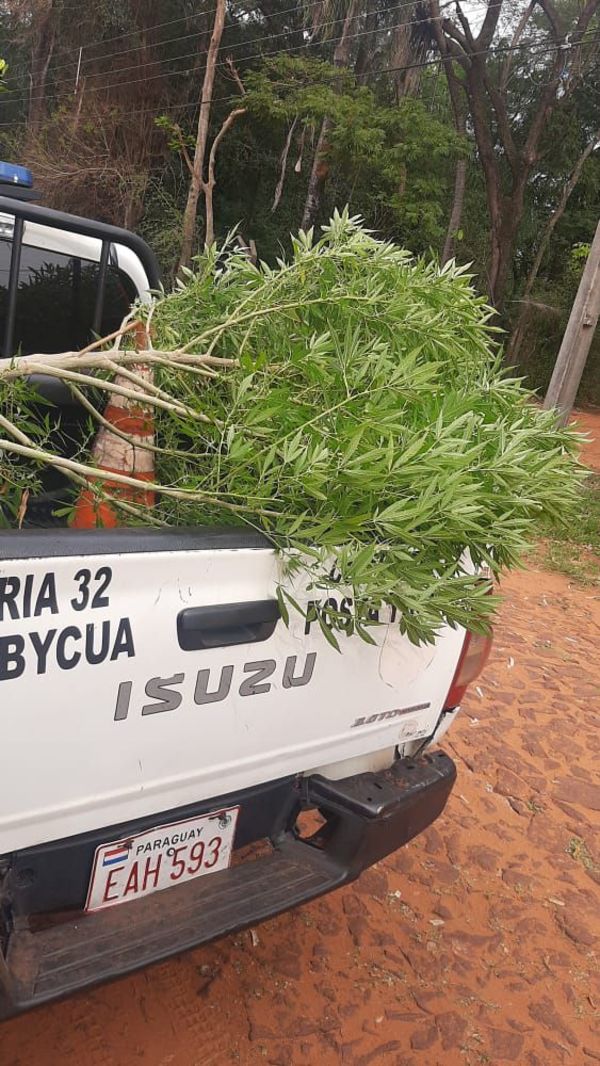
left=0, top=376, right=47, bottom=527
left=243, top=57, right=465, bottom=251
left=138, top=179, right=186, bottom=284
left=504, top=58, right=600, bottom=402
left=154, top=115, right=196, bottom=155
left=0, top=58, right=7, bottom=91
left=145, top=211, right=582, bottom=644
left=535, top=474, right=600, bottom=586
left=244, top=56, right=354, bottom=122
left=510, top=239, right=600, bottom=406
left=2, top=0, right=599, bottom=407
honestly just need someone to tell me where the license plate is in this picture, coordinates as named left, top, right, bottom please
left=85, top=806, right=240, bottom=912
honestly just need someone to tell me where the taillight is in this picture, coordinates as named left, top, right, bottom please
left=444, top=630, right=493, bottom=709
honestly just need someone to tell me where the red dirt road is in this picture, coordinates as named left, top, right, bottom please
left=2, top=418, right=599, bottom=1066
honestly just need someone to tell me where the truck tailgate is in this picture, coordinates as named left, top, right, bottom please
left=0, top=527, right=464, bottom=852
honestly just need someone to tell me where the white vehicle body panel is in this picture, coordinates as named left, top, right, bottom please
left=0, top=544, right=464, bottom=852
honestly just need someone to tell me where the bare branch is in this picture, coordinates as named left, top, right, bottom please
left=272, top=116, right=298, bottom=212
left=522, top=127, right=600, bottom=301
left=574, top=0, right=600, bottom=36
left=294, top=126, right=307, bottom=172
left=441, top=15, right=470, bottom=53
left=207, top=108, right=247, bottom=186
left=68, top=383, right=215, bottom=459
left=204, top=107, right=247, bottom=246
left=538, top=0, right=564, bottom=39
left=178, top=0, right=227, bottom=271
left=0, top=439, right=282, bottom=519
left=5, top=362, right=208, bottom=420
left=476, top=0, right=504, bottom=48
left=522, top=48, right=565, bottom=165
left=500, top=0, right=536, bottom=89
left=454, top=1, right=476, bottom=47
left=225, top=56, right=246, bottom=96
left=175, top=124, right=195, bottom=178
left=9, top=349, right=235, bottom=373
left=80, top=319, right=139, bottom=354
left=428, top=1, right=467, bottom=90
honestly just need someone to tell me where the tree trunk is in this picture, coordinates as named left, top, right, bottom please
left=177, top=0, right=226, bottom=272
left=489, top=185, right=525, bottom=309
left=442, top=158, right=467, bottom=264
left=429, top=5, right=468, bottom=266
left=301, top=0, right=360, bottom=232
left=301, top=116, right=333, bottom=231
left=490, top=229, right=514, bottom=309
left=272, top=116, right=298, bottom=212
left=354, top=0, right=379, bottom=84
left=29, top=5, right=56, bottom=133
left=526, top=132, right=599, bottom=304
left=441, top=95, right=467, bottom=265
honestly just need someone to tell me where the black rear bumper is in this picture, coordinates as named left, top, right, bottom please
left=0, top=751, right=455, bottom=1019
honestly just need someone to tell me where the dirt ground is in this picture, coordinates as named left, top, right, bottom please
left=1, top=413, right=599, bottom=1066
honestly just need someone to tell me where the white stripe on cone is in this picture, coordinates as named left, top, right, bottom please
left=94, top=433, right=155, bottom=474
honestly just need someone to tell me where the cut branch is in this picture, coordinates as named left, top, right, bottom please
left=0, top=439, right=282, bottom=519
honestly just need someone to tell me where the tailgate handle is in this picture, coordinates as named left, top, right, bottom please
left=177, top=600, right=280, bottom=651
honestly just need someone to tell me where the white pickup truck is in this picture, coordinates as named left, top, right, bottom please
left=0, top=167, right=491, bottom=1019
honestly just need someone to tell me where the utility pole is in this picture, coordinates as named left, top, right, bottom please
left=544, top=220, right=600, bottom=426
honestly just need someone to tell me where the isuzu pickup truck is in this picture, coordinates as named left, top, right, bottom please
left=0, top=165, right=491, bottom=1019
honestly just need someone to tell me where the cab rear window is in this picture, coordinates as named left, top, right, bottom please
left=0, top=238, right=137, bottom=356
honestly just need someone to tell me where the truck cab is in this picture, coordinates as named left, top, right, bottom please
left=0, top=162, right=160, bottom=525
left=0, top=166, right=489, bottom=1020
left=0, top=163, right=157, bottom=358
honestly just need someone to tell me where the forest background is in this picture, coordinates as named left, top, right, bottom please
left=0, top=0, right=599, bottom=401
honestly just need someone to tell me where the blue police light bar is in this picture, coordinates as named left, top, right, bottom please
left=0, top=161, right=34, bottom=188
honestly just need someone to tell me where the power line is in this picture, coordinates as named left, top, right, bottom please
left=1, top=0, right=445, bottom=90
left=5, top=0, right=462, bottom=69
left=1, top=0, right=536, bottom=96
left=63, top=0, right=306, bottom=55
left=3, top=8, right=594, bottom=110
left=50, top=0, right=446, bottom=83
left=1, top=30, right=596, bottom=130
left=0, top=31, right=595, bottom=123
left=382, top=31, right=600, bottom=79
left=3, top=7, right=432, bottom=103
left=3, top=0, right=299, bottom=71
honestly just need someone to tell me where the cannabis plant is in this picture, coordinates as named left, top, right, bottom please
left=147, top=212, right=582, bottom=642
left=0, top=211, right=582, bottom=644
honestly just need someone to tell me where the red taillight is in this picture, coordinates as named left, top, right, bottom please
left=444, top=630, right=493, bottom=709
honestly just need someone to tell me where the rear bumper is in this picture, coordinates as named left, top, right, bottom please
left=0, top=751, right=455, bottom=1018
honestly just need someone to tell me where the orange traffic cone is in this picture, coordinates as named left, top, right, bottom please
left=71, top=322, right=155, bottom=528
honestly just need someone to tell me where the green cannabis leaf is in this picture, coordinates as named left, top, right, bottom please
left=147, top=210, right=582, bottom=643
left=2, top=211, right=583, bottom=645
